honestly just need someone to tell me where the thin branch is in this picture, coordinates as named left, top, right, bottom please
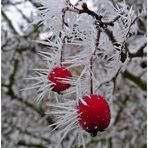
left=1, top=10, right=19, bottom=34
left=62, top=3, right=120, bottom=29
left=113, top=95, right=129, bottom=125
left=104, top=28, right=118, bottom=47
left=122, top=70, right=146, bottom=91
left=17, top=140, right=47, bottom=148
left=10, top=2, right=31, bottom=23
left=3, top=118, right=51, bottom=144
left=96, top=67, right=121, bottom=91
left=90, top=30, right=101, bottom=94
left=128, top=42, right=147, bottom=58
left=3, top=58, right=53, bottom=124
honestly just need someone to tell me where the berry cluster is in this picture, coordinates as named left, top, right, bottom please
left=30, top=0, right=137, bottom=146
left=47, top=65, right=111, bottom=136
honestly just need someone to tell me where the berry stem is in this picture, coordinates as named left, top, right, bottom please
left=60, top=50, right=63, bottom=67
left=60, top=36, right=66, bottom=67
left=90, top=30, right=101, bottom=94
left=90, top=58, right=93, bottom=94
left=59, top=30, right=67, bottom=67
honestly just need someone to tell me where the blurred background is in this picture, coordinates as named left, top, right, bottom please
left=1, top=0, right=147, bottom=147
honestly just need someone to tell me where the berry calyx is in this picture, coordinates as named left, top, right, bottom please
left=77, top=94, right=111, bottom=136
left=48, top=67, right=72, bottom=92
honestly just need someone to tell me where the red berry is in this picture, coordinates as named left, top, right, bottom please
left=140, top=60, right=147, bottom=68
left=77, top=94, right=111, bottom=136
left=48, top=67, right=72, bottom=92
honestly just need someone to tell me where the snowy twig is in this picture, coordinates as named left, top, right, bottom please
left=90, top=30, right=101, bottom=94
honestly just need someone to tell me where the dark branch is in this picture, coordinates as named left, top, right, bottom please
left=128, top=43, right=147, bottom=58
left=2, top=10, right=19, bottom=34
left=122, top=70, right=147, bottom=91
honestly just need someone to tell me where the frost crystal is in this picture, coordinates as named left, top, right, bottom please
left=28, top=0, right=141, bottom=147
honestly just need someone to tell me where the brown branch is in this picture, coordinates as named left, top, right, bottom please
left=61, top=1, right=135, bottom=56
left=128, top=43, right=147, bottom=58
left=80, top=3, right=102, bottom=20
left=62, top=3, right=120, bottom=48
left=17, top=140, right=47, bottom=148
left=102, top=14, right=122, bottom=26
left=62, top=3, right=120, bottom=29
left=104, top=28, right=118, bottom=46
left=90, top=30, right=101, bottom=94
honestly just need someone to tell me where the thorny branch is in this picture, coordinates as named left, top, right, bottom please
left=62, top=2, right=139, bottom=63
left=62, top=2, right=120, bottom=29
left=62, top=2, right=119, bottom=94
left=61, top=2, right=143, bottom=95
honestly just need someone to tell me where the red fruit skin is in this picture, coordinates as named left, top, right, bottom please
left=48, top=67, right=72, bottom=92
left=140, top=60, right=147, bottom=68
left=77, top=95, right=111, bottom=134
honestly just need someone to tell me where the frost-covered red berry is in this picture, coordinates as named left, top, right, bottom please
left=48, top=67, right=72, bottom=92
left=77, top=94, right=111, bottom=136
